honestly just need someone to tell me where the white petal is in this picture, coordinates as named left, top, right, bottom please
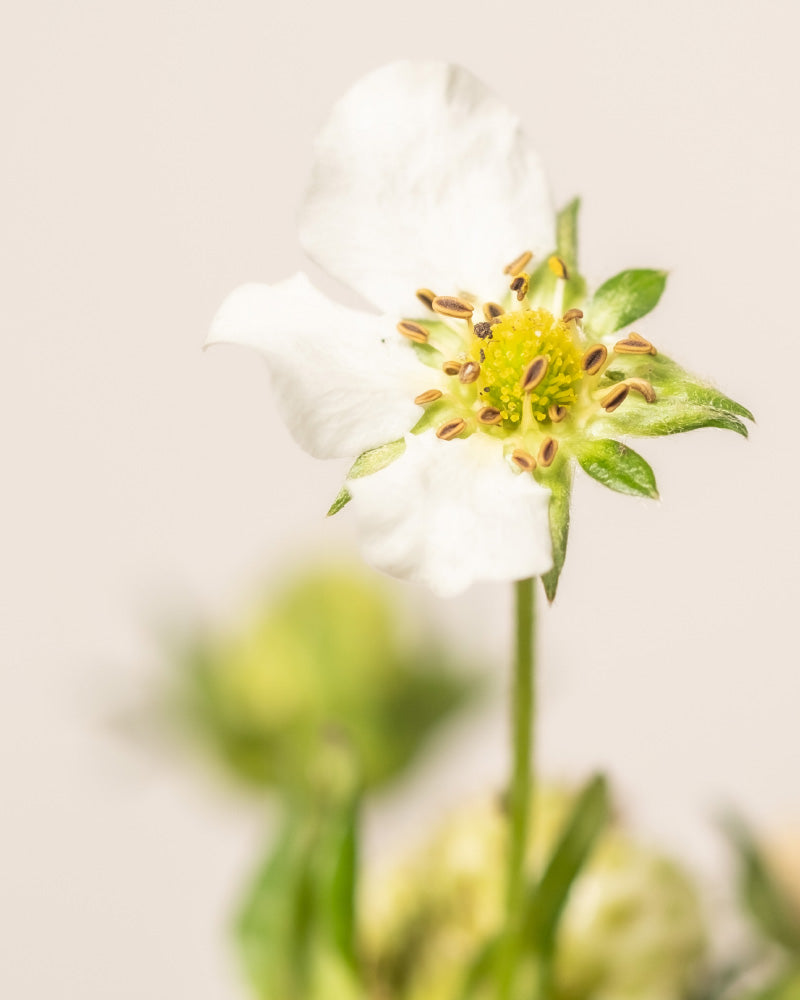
left=300, top=61, right=555, bottom=317
left=347, top=432, right=553, bottom=596
left=207, top=273, right=431, bottom=459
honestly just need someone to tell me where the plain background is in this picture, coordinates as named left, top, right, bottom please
left=2, top=0, right=799, bottom=996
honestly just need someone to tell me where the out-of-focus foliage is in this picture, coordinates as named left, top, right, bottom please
left=168, top=563, right=478, bottom=792
left=236, top=736, right=363, bottom=1000
left=362, top=785, right=707, bottom=1000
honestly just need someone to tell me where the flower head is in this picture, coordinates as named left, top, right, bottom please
left=208, top=61, right=751, bottom=597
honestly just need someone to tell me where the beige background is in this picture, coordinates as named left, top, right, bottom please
left=2, top=0, right=799, bottom=996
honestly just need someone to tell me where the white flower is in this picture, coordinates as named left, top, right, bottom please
left=208, top=61, right=751, bottom=596
left=208, top=61, right=559, bottom=596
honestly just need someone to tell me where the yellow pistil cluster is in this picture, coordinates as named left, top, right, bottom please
left=471, top=309, right=583, bottom=427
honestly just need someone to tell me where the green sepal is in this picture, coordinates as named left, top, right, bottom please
left=527, top=198, right=588, bottom=314
left=585, top=269, right=668, bottom=337
left=597, top=353, right=753, bottom=439
left=411, top=341, right=444, bottom=369
left=411, top=397, right=450, bottom=435
left=576, top=438, right=659, bottom=499
left=327, top=486, right=351, bottom=517
left=522, top=774, right=611, bottom=954
left=725, top=816, right=800, bottom=955
left=540, top=457, right=573, bottom=604
left=326, top=439, right=406, bottom=517
left=556, top=197, right=580, bottom=272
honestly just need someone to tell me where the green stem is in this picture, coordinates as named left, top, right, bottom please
left=500, top=577, right=537, bottom=998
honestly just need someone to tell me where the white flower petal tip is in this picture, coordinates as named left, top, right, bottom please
left=299, top=60, right=555, bottom=317
left=347, top=433, right=554, bottom=597
left=207, top=273, right=427, bottom=460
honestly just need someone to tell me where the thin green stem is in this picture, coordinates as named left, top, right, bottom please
left=499, top=577, right=537, bottom=999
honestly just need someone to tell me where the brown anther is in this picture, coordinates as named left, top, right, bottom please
left=581, top=344, right=608, bottom=375
left=473, top=321, right=494, bottom=339
left=442, top=360, right=463, bottom=376
left=624, top=378, right=657, bottom=403
left=414, top=389, right=443, bottom=405
left=537, top=437, right=559, bottom=467
left=483, top=302, right=505, bottom=321
left=432, top=295, right=475, bottom=319
left=436, top=418, right=467, bottom=441
left=396, top=320, right=429, bottom=343
left=614, top=334, right=656, bottom=355
left=503, top=250, right=533, bottom=276
left=548, top=255, right=569, bottom=280
left=521, top=355, right=549, bottom=392
left=562, top=308, right=584, bottom=323
left=459, top=361, right=481, bottom=384
left=511, top=448, right=537, bottom=472
left=510, top=273, right=530, bottom=301
left=548, top=404, right=568, bottom=422
left=478, top=406, right=503, bottom=425
left=415, top=288, right=437, bottom=311
left=600, top=383, right=630, bottom=412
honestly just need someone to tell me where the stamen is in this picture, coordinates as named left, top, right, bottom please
left=504, top=250, right=533, bottom=276
left=624, top=378, right=657, bottom=403
left=458, top=361, right=481, bottom=384
left=442, top=360, right=463, bottom=376
left=436, top=418, right=467, bottom=441
left=510, top=273, right=530, bottom=301
left=548, top=404, right=567, bottom=422
left=414, top=389, right=443, bottom=405
left=432, top=295, right=475, bottom=319
left=483, top=302, right=505, bottom=321
left=581, top=344, right=608, bottom=375
left=548, top=255, right=569, bottom=280
left=474, top=321, right=494, bottom=339
left=614, top=333, right=657, bottom=355
left=477, top=406, right=503, bottom=425
left=520, top=355, right=549, bottom=392
left=537, top=437, right=559, bottom=467
left=416, top=288, right=437, bottom=311
left=562, top=308, right=584, bottom=323
left=600, top=383, right=630, bottom=412
left=511, top=448, right=537, bottom=472
left=397, top=320, right=429, bottom=343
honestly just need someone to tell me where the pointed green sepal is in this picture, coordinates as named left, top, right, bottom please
left=576, top=438, right=659, bottom=499
left=326, top=439, right=406, bottom=516
left=598, top=353, right=753, bottom=439
left=586, top=269, right=668, bottom=337
left=540, top=457, right=573, bottom=604
left=527, top=197, right=588, bottom=314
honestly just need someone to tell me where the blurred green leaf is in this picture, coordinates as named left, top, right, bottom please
left=726, top=817, right=800, bottom=955
left=541, top=458, right=573, bottom=604
left=576, top=439, right=659, bottom=499
left=527, top=198, right=588, bottom=315
left=172, top=565, right=479, bottom=793
left=556, top=197, right=580, bottom=272
left=522, top=774, right=611, bottom=954
left=586, top=269, right=668, bottom=337
left=237, top=763, right=364, bottom=999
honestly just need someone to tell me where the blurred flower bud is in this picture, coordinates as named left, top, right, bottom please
left=362, top=786, right=706, bottom=1000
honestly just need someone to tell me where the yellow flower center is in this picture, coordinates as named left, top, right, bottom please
left=471, top=308, right=584, bottom=427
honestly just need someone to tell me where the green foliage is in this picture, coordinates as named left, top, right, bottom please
left=237, top=749, right=364, bottom=1000
left=726, top=817, right=800, bottom=955
left=527, top=198, right=588, bottom=314
left=576, top=438, right=659, bottom=499
left=585, top=269, right=668, bottom=337
left=522, top=775, right=610, bottom=955
left=173, top=565, right=477, bottom=793
left=540, top=457, right=573, bottom=604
